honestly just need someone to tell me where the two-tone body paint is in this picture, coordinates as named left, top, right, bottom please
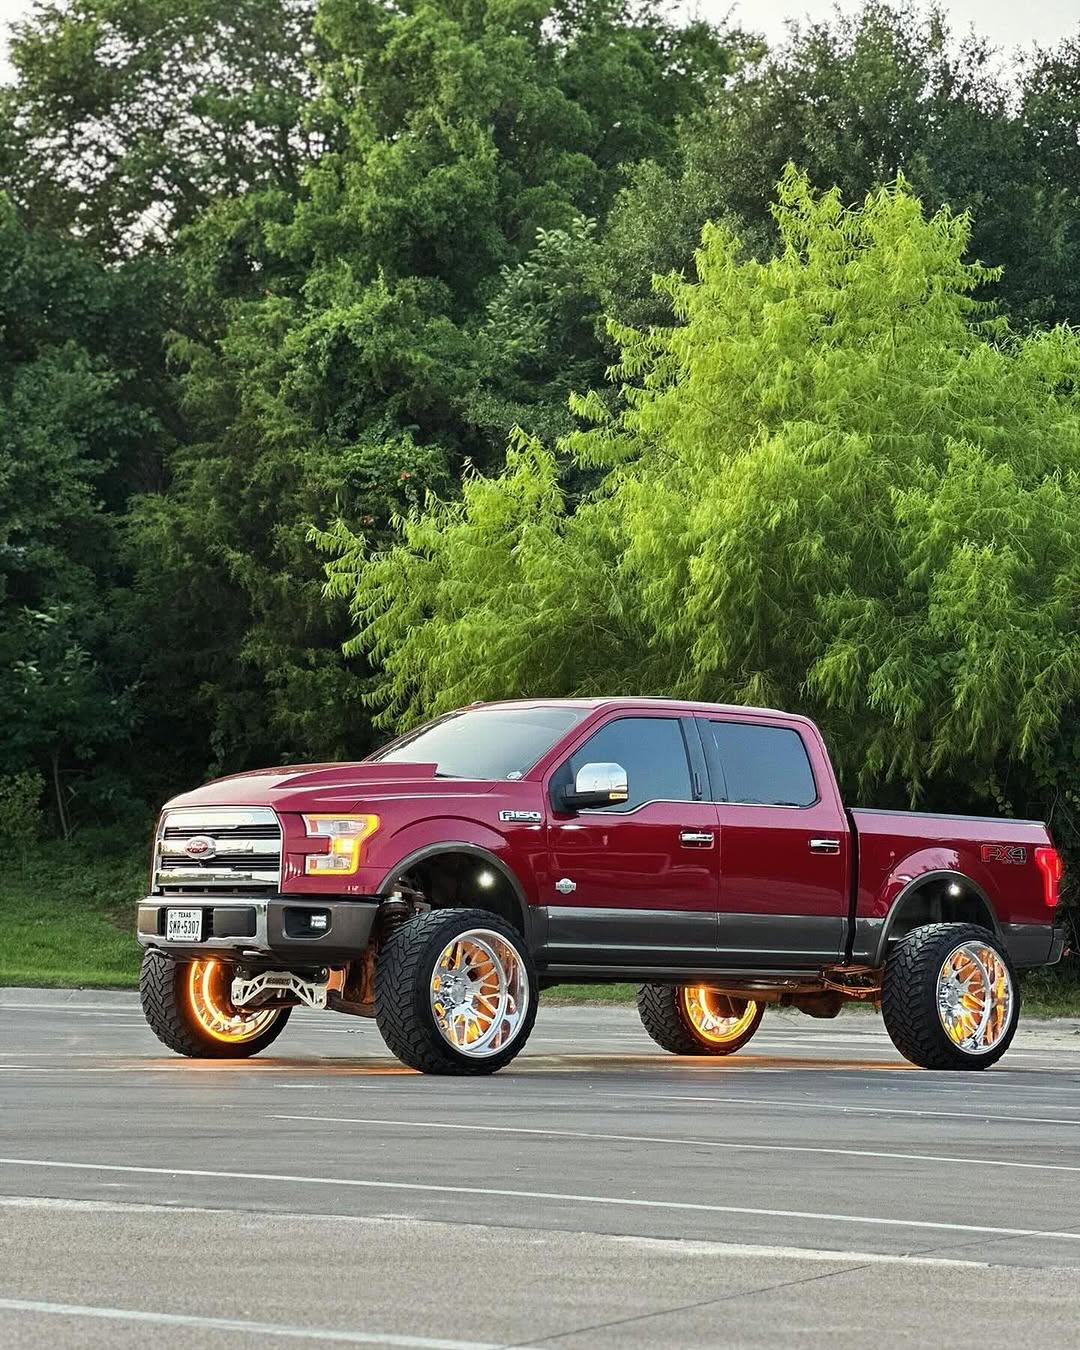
left=153, top=697, right=1061, bottom=976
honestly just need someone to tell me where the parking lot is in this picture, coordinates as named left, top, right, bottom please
left=2, top=991, right=1080, bottom=1348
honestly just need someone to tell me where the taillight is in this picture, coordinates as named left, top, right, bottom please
left=1035, top=847, right=1064, bottom=909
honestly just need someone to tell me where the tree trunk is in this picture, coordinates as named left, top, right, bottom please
left=51, top=749, right=71, bottom=841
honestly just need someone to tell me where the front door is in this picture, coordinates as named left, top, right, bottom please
left=542, top=714, right=720, bottom=970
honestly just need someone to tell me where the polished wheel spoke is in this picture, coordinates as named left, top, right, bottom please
left=429, top=929, right=528, bottom=1057
left=936, top=943, right=1012, bottom=1054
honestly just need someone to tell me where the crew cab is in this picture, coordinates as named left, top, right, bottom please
left=136, top=698, right=1065, bottom=1072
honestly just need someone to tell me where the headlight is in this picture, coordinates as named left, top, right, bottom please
left=303, top=815, right=380, bottom=875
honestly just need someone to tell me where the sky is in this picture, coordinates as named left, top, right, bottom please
left=0, top=0, right=1077, bottom=79
left=713, top=0, right=1080, bottom=50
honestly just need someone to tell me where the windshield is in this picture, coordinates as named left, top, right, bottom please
left=369, top=706, right=588, bottom=779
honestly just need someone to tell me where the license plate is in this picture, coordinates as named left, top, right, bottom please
left=166, top=908, right=203, bottom=942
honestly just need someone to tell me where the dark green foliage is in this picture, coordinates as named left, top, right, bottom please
left=1, top=0, right=322, bottom=255
left=2, top=0, right=1080, bottom=908
left=598, top=3, right=1080, bottom=329
left=0, top=195, right=160, bottom=831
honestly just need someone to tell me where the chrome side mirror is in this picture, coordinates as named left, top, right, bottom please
left=564, top=762, right=629, bottom=810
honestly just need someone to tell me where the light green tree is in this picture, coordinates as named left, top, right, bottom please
left=329, top=169, right=1080, bottom=854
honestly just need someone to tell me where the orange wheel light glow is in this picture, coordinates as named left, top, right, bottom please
left=681, top=986, right=759, bottom=1046
left=936, top=943, right=1013, bottom=1054
left=187, top=960, right=281, bottom=1044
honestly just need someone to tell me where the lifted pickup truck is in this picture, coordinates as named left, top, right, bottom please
left=137, top=698, right=1064, bottom=1073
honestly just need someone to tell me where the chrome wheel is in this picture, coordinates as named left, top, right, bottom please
left=936, top=941, right=1014, bottom=1055
left=429, top=928, right=529, bottom=1058
left=680, top=986, right=760, bottom=1047
left=188, top=960, right=281, bottom=1045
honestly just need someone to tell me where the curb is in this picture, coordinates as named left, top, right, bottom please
left=0, top=986, right=139, bottom=1008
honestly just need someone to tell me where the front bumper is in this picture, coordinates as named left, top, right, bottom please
left=137, top=894, right=380, bottom=962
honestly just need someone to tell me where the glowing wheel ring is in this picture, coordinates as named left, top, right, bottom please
left=680, top=986, right=760, bottom=1046
left=187, top=959, right=282, bottom=1044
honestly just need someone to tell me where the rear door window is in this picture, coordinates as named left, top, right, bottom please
left=704, top=721, right=817, bottom=807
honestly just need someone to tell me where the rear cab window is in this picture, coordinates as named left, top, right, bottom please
left=702, top=720, right=817, bottom=807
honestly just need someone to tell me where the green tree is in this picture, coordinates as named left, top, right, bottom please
left=2, top=0, right=323, bottom=255
left=0, top=195, right=156, bottom=829
left=597, top=3, right=1080, bottom=329
left=126, top=0, right=743, bottom=775
left=334, top=170, right=1080, bottom=859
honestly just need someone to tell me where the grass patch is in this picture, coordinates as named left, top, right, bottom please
left=543, top=982, right=637, bottom=1004
left=0, top=839, right=145, bottom=988
left=1020, top=958, right=1080, bottom=1018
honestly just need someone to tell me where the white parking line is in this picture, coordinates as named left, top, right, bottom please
left=268, top=1113, right=1080, bottom=1176
left=608, top=1234, right=987, bottom=1268
left=0, top=1195, right=989, bottom=1267
left=0, top=1004, right=148, bottom=1015
left=0, top=1156, right=1077, bottom=1243
left=595, top=1092, right=1080, bottom=1128
left=0, top=1297, right=520, bottom=1349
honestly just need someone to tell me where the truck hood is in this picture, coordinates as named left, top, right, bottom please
left=163, top=761, right=496, bottom=814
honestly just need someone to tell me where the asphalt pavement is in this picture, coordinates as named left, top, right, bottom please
left=2, top=989, right=1080, bottom=1348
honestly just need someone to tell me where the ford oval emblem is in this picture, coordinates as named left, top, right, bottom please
left=184, top=835, right=217, bottom=860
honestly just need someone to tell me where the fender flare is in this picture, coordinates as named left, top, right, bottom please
left=377, top=841, right=534, bottom=939
left=870, top=868, right=1001, bottom=968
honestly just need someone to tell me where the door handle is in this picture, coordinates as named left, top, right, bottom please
left=809, top=838, right=841, bottom=854
left=680, top=831, right=715, bottom=848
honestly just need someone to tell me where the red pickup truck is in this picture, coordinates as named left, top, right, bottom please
left=137, top=698, right=1064, bottom=1073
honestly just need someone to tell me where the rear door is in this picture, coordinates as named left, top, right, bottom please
left=695, top=716, right=850, bottom=967
left=542, top=714, right=720, bottom=970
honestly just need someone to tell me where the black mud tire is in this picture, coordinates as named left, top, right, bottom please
left=374, top=908, right=538, bottom=1075
left=881, top=922, right=1019, bottom=1071
left=139, top=949, right=291, bottom=1058
left=637, top=983, right=764, bottom=1056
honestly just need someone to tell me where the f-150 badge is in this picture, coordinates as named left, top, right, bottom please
left=499, top=809, right=543, bottom=824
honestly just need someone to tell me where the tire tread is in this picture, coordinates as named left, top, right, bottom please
left=881, top=922, right=1018, bottom=1071
left=637, top=983, right=763, bottom=1056
left=374, top=908, right=537, bottom=1075
left=139, top=950, right=289, bottom=1059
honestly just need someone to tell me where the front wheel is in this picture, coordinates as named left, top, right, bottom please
left=374, top=908, right=538, bottom=1074
left=881, top=922, right=1019, bottom=1070
left=638, top=984, right=764, bottom=1055
left=139, top=950, right=291, bottom=1058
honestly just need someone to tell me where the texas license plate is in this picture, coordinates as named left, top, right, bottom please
left=166, top=908, right=203, bottom=942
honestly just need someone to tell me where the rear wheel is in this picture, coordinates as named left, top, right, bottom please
left=374, top=908, right=537, bottom=1074
left=881, top=922, right=1019, bottom=1070
left=638, top=983, right=764, bottom=1055
left=139, top=950, right=290, bottom=1058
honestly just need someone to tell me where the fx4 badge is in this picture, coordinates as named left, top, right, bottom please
left=981, top=844, right=1027, bottom=865
left=499, top=809, right=543, bottom=824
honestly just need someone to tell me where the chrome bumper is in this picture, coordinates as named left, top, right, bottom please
left=137, top=894, right=380, bottom=962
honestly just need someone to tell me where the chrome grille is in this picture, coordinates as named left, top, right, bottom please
left=155, top=807, right=282, bottom=893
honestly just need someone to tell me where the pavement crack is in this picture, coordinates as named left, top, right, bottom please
left=497, top=1260, right=872, bottom=1349
left=902, top=1216, right=1080, bottom=1266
